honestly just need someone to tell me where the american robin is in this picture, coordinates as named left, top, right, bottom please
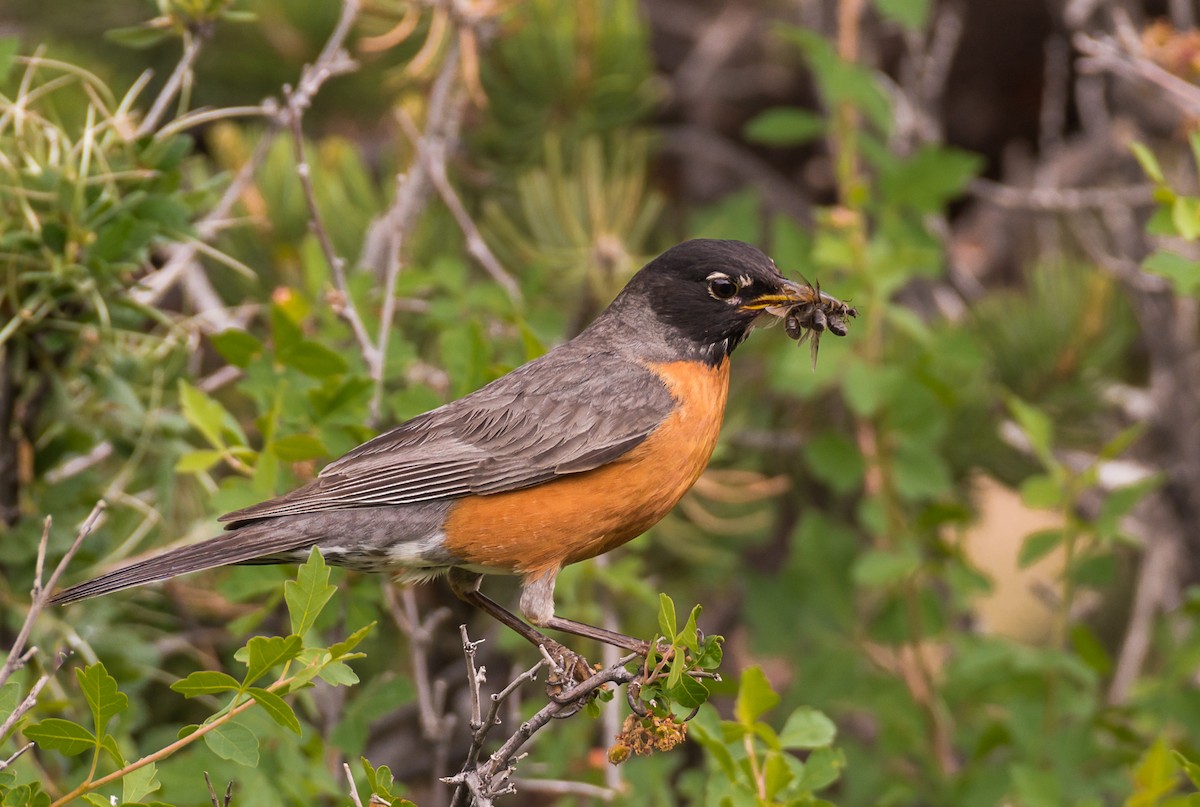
left=52, top=239, right=847, bottom=658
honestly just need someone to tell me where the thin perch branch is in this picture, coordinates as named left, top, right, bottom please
left=137, top=25, right=211, bottom=138
left=395, top=108, right=522, bottom=305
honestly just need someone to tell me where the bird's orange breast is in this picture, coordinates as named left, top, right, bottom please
left=442, top=358, right=730, bottom=575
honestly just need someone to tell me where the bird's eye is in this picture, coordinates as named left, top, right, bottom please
left=708, top=276, right=739, bottom=300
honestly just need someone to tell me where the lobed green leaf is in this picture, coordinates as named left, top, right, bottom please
left=24, top=718, right=96, bottom=756
left=285, top=547, right=337, bottom=637
left=243, top=634, right=303, bottom=685
left=203, top=720, right=260, bottom=767
left=171, top=670, right=242, bottom=698
left=246, top=687, right=302, bottom=735
left=734, top=666, right=780, bottom=726
left=75, top=663, right=128, bottom=738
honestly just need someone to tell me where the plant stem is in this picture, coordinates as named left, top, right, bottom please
left=49, top=669, right=303, bottom=806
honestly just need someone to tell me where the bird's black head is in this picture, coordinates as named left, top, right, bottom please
left=612, top=239, right=813, bottom=365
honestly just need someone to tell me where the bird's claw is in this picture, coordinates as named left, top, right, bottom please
left=541, top=642, right=595, bottom=704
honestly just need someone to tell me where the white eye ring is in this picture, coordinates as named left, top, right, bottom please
left=707, top=272, right=739, bottom=300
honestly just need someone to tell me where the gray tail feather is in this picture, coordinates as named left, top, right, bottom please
left=50, top=525, right=317, bottom=605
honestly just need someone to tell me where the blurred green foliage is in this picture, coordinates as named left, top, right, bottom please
left=2, top=1, right=1199, bottom=805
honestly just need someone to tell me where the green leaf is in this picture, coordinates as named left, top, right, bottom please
left=363, top=757, right=399, bottom=800
left=244, top=634, right=303, bottom=685
left=1173, top=196, right=1200, bottom=240
left=842, top=361, right=901, bottom=417
left=1006, top=395, right=1055, bottom=467
left=780, top=706, right=838, bottom=749
left=1070, top=624, right=1112, bottom=676
left=1019, top=474, right=1062, bottom=509
left=1143, top=250, right=1200, bottom=297
left=1068, top=553, right=1116, bottom=588
left=287, top=648, right=328, bottom=689
left=270, top=304, right=303, bottom=352
left=0, top=679, right=20, bottom=718
left=220, top=8, right=259, bottom=22
left=735, top=666, right=780, bottom=726
left=269, top=433, right=328, bottom=462
left=279, top=341, right=349, bottom=378
left=763, top=750, right=794, bottom=799
left=170, top=670, right=241, bottom=698
left=99, top=734, right=125, bottom=767
left=670, top=675, right=710, bottom=709
left=796, top=746, right=846, bottom=792
left=329, top=621, right=377, bottom=659
left=677, top=604, right=702, bottom=654
left=0, top=37, right=18, bottom=82
left=174, top=449, right=225, bottom=474
left=781, top=27, right=892, bottom=133
left=104, top=25, right=171, bottom=49
left=203, top=720, right=259, bottom=767
left=880, top=146, right=981, bottom=213
left=1096, top=478, right=1161, bottom=541
left=874, top=0, right=931, bottom=28
left=24, top=718, right=96, bottom=756
left=1173, top=750, right=1200, bottom=789
left=667, top=649, right=686, bottom=690
left=851, top=545, right=921, bottom=587
left=1017, top=529, right=1063, bottom=569
left=1131, top=142, right=1165, bottom=183
left=90, top=215, right=156, bottom=263
left=318, top=661, right=360, bottom=687
left=4, top=782, right=51, bottom=807
left=246, top=687, right=302, bottom=735
left=688, top=707, right=737, bottom=778
left=285, top=547, right=337, bottom=637
left=744, top=108, right=825, bottom=146
left=179, top=380, right=230, bottom=450
left=658, top=593, right=677, bottom=640
left=210, top=329, right=263, bottom=368
left=1099, top=422, right=1146, bottom=460
left=803, top=431, right=865, bottom=493
left=76, top=663, right=128, bottom=737
left=1129, top=738, right=1178, bottom=805
left=120, top=760, right=160, bottom=804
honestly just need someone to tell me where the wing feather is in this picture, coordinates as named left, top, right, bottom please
left=221, top=349, right=674, bottom=526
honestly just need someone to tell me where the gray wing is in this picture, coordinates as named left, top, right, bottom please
left=219, top=347, right=674, bottom=526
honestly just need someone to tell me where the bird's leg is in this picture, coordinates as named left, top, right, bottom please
left=518, top=568, right=652, bottom=655
left=539, top=616, right=651, bottom=654
left=446, top=568, right=593, bottom=687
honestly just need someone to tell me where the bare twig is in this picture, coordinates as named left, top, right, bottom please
left=384, top=585, right=455, bottom=805
left=516, top=778, right=618, bottom=800
left=203, top=772, right=234, bottom=807
left=286, top=87, right=377, bottom=366
left=0, top=742, right=33, bottom=773
left=660, top=124, right=812, bottom=223
left=460, top=624, right=486, bottom=731
left=969, top=179, right=1156, bottom=211
left=1109, top=513, right=1179, bottom=704
left=0, top=504, right=102, bottom=773
left=133, top=0, right=363, bottom=331
left=346, top=762, right=365, bottom=807
left=594, top=555, right=625, bottom=794
left=137, top=26, right=211, bottom=138
left=1075, top=29, right=1200, bottom=117
left=0, top=650, right=69, bottom=743
left=0, top=502, right=105, bottom=692
left=395, top=108, right=522, bottom=305
left=445, top=640, right=639, bottom=807
left=386, top=586, right=454, bottom=740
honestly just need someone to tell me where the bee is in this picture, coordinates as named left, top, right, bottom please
left=784, top=281, right=857, bottom=369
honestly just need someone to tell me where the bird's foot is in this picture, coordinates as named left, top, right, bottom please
left=540, top=642, right=596, bottom=704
